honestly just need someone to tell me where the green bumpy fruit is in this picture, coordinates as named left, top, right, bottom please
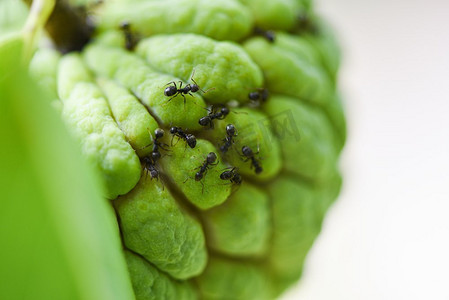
left=29, top=0, right=346, bottom=298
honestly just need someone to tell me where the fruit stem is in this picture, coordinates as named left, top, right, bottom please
left=22, top=0, right=55, bottom=62
left=23, top=0, right=93, bottom=53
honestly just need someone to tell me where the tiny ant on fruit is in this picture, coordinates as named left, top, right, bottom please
left=170, top=126, right=197, bottom=148
left=141, top=156, right=159, bottom=180
left=119, top=21, right=138, bottom=50
left=254, top=27, right=276, bottom=43
left=191, top=152, right=219, bottom=193
left=164, top=69, right=213, bottom=106
left=248, top=88, right=269, bottom=104
left=150, top=128, right=169, bottom=163
left=219, top=124, right=237, bottom=153
left=195, top=152, right=218, bottom=181
left=241, top=145, right=263, bottom=174
left=199, top=105, right=230, bottom=128
left=220, top=167, right=242, bottom=185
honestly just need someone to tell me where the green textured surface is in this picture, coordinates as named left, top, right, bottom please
left=96, top=77, right=159, bottom=157
left=263, top=94, right=337, bottom=180
left=58, top=54, right=141, bottom=199
left=302, top=17, right=342, bottom=83
left=266, top=177, right=321, bottom=294
left=136, top=34, right=263, bottom=104
left=238, top=0, right=302, bottom=30
left=244, top=36, right=333, bottom=106
left=29, top=48, right=61, bottom=100
left=202, top=183, right=270, bottom=256
left=195, top=256, right=271, bottom=300
left=97, top=0, right=253, bottom=41
left=114, top=176, right=208, bottom=280
left=125, top=251, right=197, bottom=300
left=160, top=139, right=231, bottom=210
left=206, top=107, right=282, bottom=180
left=83, top=43, right=206, bottom=130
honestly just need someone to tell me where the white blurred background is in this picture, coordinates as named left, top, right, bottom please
left=283, top=0, right=449, bottom=299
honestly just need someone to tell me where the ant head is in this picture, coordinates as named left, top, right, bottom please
left=242, top=146, right=253, bottom=157
left=206, top=152, right=217, bottom=164
left=221, top=107, right=230, bottom=116
left=220, top=170, right=232, bottom=180
left=199, top=116, right=210, bottom=126
left=248, top=91, right=260, bottom=101
left=164, top=85, right=177, bottom=96
left=226, top=124, right=236, bottom=136
left=255, top=166, right=263, bottom=174
left=195, top=172, right=203, bottom=181
left=169, top=127, right=177, bottom=134
left=151, top=151, right=161, bottom=161
left=190, top=84, right=199, bottom=93
left=186, top=134, right=197, bottom=148
left=154, top=128, right=164, bottom=139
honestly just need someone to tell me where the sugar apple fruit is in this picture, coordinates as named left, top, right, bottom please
left=1, top=0, right=346, bottom=299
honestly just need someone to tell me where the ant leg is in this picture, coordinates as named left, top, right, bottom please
left=162, top=93, right=179, bottom=107
left=159, top=142, right=171, bottom=152
left=202, top=87, right=216, bottom=94
left=190, top=68, right=196, bottom=81
left=165, top=81, right=178, bottom=88
left=173, top=136, right=180, bottom=147
left=139, top=143, right=152, bottom=151
left=200, top=180, right=204, bottom=194
left=182, top=94, right=187, bottom=109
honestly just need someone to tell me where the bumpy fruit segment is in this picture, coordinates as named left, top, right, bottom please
left=58, top=53, right=141, bottom=199
left=30, top=0, right=346, bottom=298
left=114, top=177, right=208, bottom=279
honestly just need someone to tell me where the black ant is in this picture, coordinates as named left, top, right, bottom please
left=119, top=21, right=138, bottom=50
left=241, top=145, right=263, bottom=174
left=296, top=13, right=319, bottom=35
left=195, top=152, right=218, bottom=181
left=149, top=128, right=169, bottom=162
left=199, top=106, right=230, bottom=128
left=219, top=124, right=237, bottom=153
left=220, top=167, right=242, bottom=185
left=141, top=156, right=159, bottom=180
left=254, top=27, right=276, bottom=43
left=164, top=70, right=211, bottom=106
left=248, top=88, right=269, bottom=103
left=170, top=127, right=197, bottom=148
left=186, top=152, right=218, bottom=193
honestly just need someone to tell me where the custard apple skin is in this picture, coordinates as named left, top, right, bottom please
left=28, top=0, right=346, bottom=298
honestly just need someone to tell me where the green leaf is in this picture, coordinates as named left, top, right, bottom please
left=0, top=37, right=135, bottom=300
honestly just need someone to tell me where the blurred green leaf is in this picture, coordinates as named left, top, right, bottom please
left=0, top=36, right=135, bottom=300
